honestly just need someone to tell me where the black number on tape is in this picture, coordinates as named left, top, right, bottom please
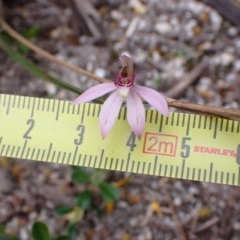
left=23, top=119, right=35, bottom=139
left=181, top=137, right=191, bottom=158
left=126, top=132, right=137, bottom=151
left=74, top=125, right=85, bottom=145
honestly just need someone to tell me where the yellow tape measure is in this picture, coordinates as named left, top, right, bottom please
left=0, top=94, right=240, bottom=186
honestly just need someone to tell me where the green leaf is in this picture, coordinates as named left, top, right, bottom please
left=0, top=226, right=6, bottom=234
left=0, top=234, right=20, bottom=240
left=55, top=205, right=74, bottom=215
left=32, top=222, right=51, bottom=240
left=71, top=167, right=91, bottom=184
left=22, top=26, right=41, bottom=39
left=66, top=225, right=78, bottom=238
left=90, top=169, right=106, bottom=186
left=56, top=236, right=72, bottom=240
left=99, top=182, right=120, bottom=202
left=75, top=191, right=92, bottom=209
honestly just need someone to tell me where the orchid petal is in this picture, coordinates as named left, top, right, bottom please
left=99, top=90, right=123, bottom=139
left=119, top=55, right=133, bottom=73
left=126, top=89, right=145, bottom=139
left=134, top=85, right=169, bottom=116
left=72, top=83, right=116, bottom=104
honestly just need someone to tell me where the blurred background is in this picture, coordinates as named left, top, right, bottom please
left=0, top=0, right=240, bottom=239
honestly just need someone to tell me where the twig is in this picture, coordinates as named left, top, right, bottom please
left=0, top=18, right=109, bottom=84
left=165, top=58, right=209, bottom=98
left=195, top=217, right=219, bottom=233
left=1, top=17, right=240, bottom=121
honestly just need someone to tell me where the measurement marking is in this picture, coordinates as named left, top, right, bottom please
left=115, top=158, right=119, bottom=170
left=0, top=138, right=2, bottom=147
left=171, top=113, right=175, bottom=125
left=77, top=104, right=81, bottom=115
left=67, top=102, right=71, bottom=114
left=97, top=105, right=101, bottom=117
left=87, top=104, right=90, bottom=116
left=213, top=118, right=218, bottom=139
left=123, top=107, right=127, bottom=120
left=26, top=148, right=30, bottom=159
left=46, top=143, right=53, bottom=161
left=42, top=98, right=46, bottom=111
left=148, top=163, right=151, bottom=174
left=98, top=150, right=104, bottom=168
left=155, top=112, right=159, bottom=124
left=170, top=165, right=173, bottom=177
left=47, top=99, right=51, bottom=111
left=198, top=169, right=201, bottom=181
left=231, top=121, right=234, bottom=132
left=186, top=167, right=190, bottom=179
left=225, top=120, right=229, bottom=132
left=142, top=162, right=146, bottom=174
left=51, top=151, right=56, bottom=162
left=159, top=115, right=163, bottom=132
left=56, top=100, right=61, bottom=120
left=73, top=147, right=78, bottom=163
left=159, top=164, right=162, bottom=176
left=83, top=155, right=87, bottom=166
left=120, top=159, right=124, bottom=171
left=66, top=153, right=71, bottom=164
left=220, top=118, right=223, bottom=131
left=232, top=173, right=235, bottom=185
left=109, top=158, right=114, bottom=170
left=3, top=145, right=9, bottom=156
left=209, top=163, right=213, bottom=182
left=104, top=157, right=108, bottom=169
left=209, top=117, right=212, bottom=130
left=61, top=152, right=66, bottom=164
left=221, top=172, right=224, bottom=184
left=136, top=161, right=140, bottom=173
left=198, top=115, right=202, bottom=128
left=93, top=156, right=98, bottom=168
left=41, top=150, right=46, bottom=161
left=164, top=165, right=168, bottom=176
left=175, top=166, right=179, bottom=178
left=149, top=110, right=153, bottom=123
left=215, top=171, right=218, bottom=183
left=81, top=104, right=86, bottom=123
left=27, top=97, right=31, bottom=109
left=192, top=115, right=196, bottom=128
left=31, top=98, right=36, bottom=118
left=72, top=103, right=75, bottom=115
left=181, top=159, right=185, bottom=178
left=2, top=94, right=6, bottom=106
left=176, top=113, right=180, bottom=126
left=182, top=114, right=185, bottom=127
left=118, top=108, right=122, bottom=120
left=12, top=95, right=16, bottom=108
left=15, top=147, right=20, bottom=158
left=153, top=156, right=158, bottom=175
left=6, top=96, right=11, bottom=115
left=17, top=95, right=21, bottom=108
left=186, top=115, right=191, bottom=136
left=36, top=98, right=41, bottom=111
left=56, top=152, right=61, bottom=163
left=204, top=116, right=207, bottom=129
left=36, top=149, right=41, bottom=160
left=31, top=148, right=36, bottom=160
left=145, top=110, right=149, bottom=122
left=131, top=161, right=135, bottom=172
left=52, top=99, right=56, bottom=113
left=192, top=168, right=195, bottom=180
left=77, top=154, right=82, bottom=165
left=11, top=146, right=16, bottom=157
left=204, top=170, right=207, bottom=181
left=226, top=172, right=229, bottom=184
left=62, top=101, right=66, bottom=113
left=165, top=115, right=169, bottom=125
left=0, top=145, right=5, bottom=155
left=20, top=140, right=28, bottom=158
left=126, top=153, right=130, bottom=171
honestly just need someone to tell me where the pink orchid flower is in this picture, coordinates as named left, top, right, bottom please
left=72, top=55, right=169, bottom=139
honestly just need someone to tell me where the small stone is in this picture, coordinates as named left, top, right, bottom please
left=19, top=228, right=28, bottom=240
left=45, top=83, right=57, bottom=95
left=94, top=68, right=106, bottom=78
left=233, top=222, right=240, bottom=231
left=234, top=60, right=240, bottom=72
left=227, top=27, right=238, bottom=37
left=210, top=11, right=222, bottom=29
left=155, top=22, right=172, bottom=34
left=110, top=10, right=123, bottom=21
left=173, top=197, right=182, bottom=206
left=129, top=217, right=138, bottom=227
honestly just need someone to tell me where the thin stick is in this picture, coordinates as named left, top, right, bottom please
left=0, top=18, right=110, bottom=84
left=1, top=17, right=240, bottom=121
